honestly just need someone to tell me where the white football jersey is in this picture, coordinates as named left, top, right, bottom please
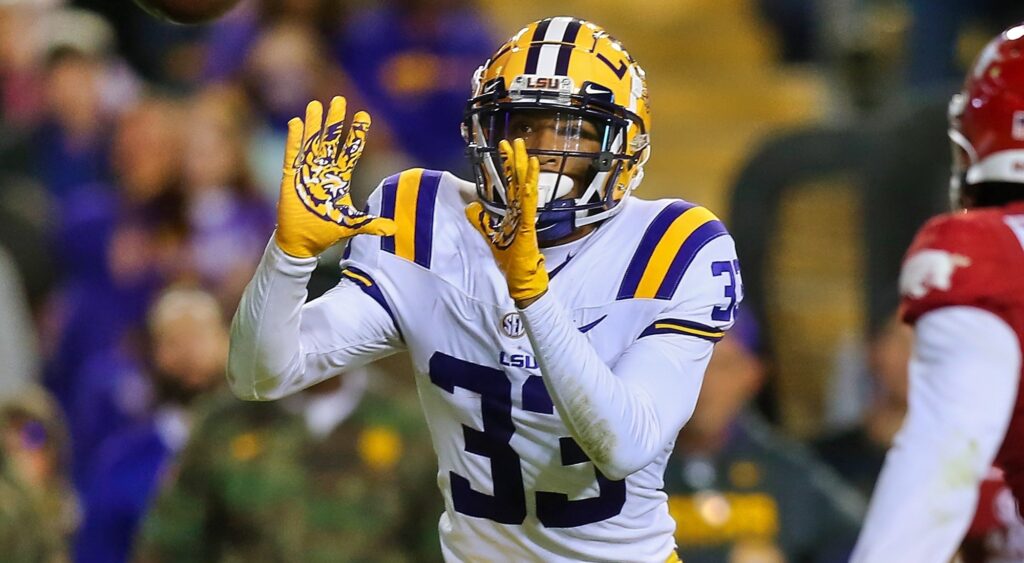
left=341, top=168, right=741, bottom=562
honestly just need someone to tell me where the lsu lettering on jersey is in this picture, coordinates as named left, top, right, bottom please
left=899, top=202, right=1024, bottom=508
left=340, top=168, right=742, bottom=562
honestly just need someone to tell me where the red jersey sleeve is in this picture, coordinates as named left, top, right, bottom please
left=899, top=211, right=1024, bottom=325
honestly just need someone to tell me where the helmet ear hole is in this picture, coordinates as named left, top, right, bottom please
left=636, top=146, right=651, bottom=168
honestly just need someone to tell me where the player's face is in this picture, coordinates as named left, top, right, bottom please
left=497, top=110, right=604, bottom=199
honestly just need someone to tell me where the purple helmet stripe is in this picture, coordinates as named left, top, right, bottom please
left=523, top=18, right=551, bottom=74
left=555, top=19, right=581, bottom=75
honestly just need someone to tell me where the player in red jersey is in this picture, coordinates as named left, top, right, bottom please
left=852, top=23, right=1024, bottom=562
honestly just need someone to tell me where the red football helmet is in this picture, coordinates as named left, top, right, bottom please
left=949, top=23, right=1024, bottom=207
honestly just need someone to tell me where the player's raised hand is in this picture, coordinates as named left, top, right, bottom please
left=275, top=96, right=396, bottom=258
left=465, top=138, right=549, bottom=305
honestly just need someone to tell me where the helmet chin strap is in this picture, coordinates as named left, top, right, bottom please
left=536, top=199, right=577, bottom=243
left=535, top=172, right=577, bottom=243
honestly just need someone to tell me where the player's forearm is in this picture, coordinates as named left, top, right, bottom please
left=519, top=291, right=706, bottom=480
left=851, top=420, right=988, bottom=562
left=852, top=306, right=1020, bottom=562
left=228, top=237, right=319, bottom=400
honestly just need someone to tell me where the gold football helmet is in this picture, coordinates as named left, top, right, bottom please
left=464, top=17, right=651, bottom=241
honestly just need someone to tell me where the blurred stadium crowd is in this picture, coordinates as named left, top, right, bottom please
left=0, top=0, right=1023, bottom=561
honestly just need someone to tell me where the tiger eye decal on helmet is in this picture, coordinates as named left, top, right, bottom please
left=464, top=17, right=651, bottom=241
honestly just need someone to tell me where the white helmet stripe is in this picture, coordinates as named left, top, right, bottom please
left=537, top=17, right=572, bottom=74
left=543, top=17, right=572, bottom=41
left=537, top=44, right=561, bottom=75
left=967, top=150, right=1024, bottom=184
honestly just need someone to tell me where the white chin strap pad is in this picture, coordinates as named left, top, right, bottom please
left=537, top=172, right=574, bottom=204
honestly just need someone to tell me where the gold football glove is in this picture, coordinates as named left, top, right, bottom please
left=275, top=96, right=396, bottom=258
left=465, top=138, right=549, bottom=305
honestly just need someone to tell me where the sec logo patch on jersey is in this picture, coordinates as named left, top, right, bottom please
left=899, top=249, right=972, bottom=299
left=501, top=312, right=525, bottom=338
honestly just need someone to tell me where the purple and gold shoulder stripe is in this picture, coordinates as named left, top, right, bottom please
left=639, top=318, right=725, bottom=343
left=617, top=201, right=728, bottom=300
left=378, top=168, right=443, bottom=269
left=340, top=266, right=404, bottom=340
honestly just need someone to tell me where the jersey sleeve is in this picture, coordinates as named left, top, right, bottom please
left=517, top=204, right=742, bottom=480
left=227, top=240, right=403, bottom=401
left=340, top=167, right=447, bottom=334
left=899, top=212, right=1022, bottom=324
left=627, top=206, right=743, bottom=344
left=339, top=177, right=400, bottom=332
left=227, top=168, right=446, bottom=402
left=851, top=305, right=1021, bottom=562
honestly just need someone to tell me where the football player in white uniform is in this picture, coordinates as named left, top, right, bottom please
left=852, top=23, right=1024, bottom=563
left=229, top=17, right=742, bottom=562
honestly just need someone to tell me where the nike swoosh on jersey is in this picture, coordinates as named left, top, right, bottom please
left=549, top=253, right=575, bottom=278
left=577, top=315, right=608, bottom=333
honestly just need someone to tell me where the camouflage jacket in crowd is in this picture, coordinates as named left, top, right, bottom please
left=135, top=377, right=443, bottom=563
left=0, top=442, right=69, bottom=563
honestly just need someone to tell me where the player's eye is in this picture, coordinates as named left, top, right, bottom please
left=580, top=123, right=602, bottom=142
left=513, top=122, right=534, bottom=135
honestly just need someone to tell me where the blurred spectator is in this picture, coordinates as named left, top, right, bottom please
left=0, top=3, right=93, bottom=184
left=72, top=0, right=208, bottom=89
left=0, top=0, right=55, bottom=128
left=33, top=46, right=112, bottom=200
left=0, top=384, right=77, bottom=562
left=203, top=6, right=413, bottom=199
left=240, top=20, right=366, bottom=198
left=65, top=346, right=151, bottom=494
left=334, top=0, right=492, bottom=174
left=54, top=93, right=186, bottom=285
left=179, top=85, right=274, bottom=309
left=46, top=95, right=186, bottom=415
left=135, top=362, right=442, bottom=563
left=0, top=439, right=60, bottom=561
left=0, top=2, right=127, bottom=133
left=75, top=287, right=226, bottom=563
left=202, top=0, right=347, bottom=84
left=813, top=314, right=911, bottom=498
left=666, top=314, right=865, bottom=563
